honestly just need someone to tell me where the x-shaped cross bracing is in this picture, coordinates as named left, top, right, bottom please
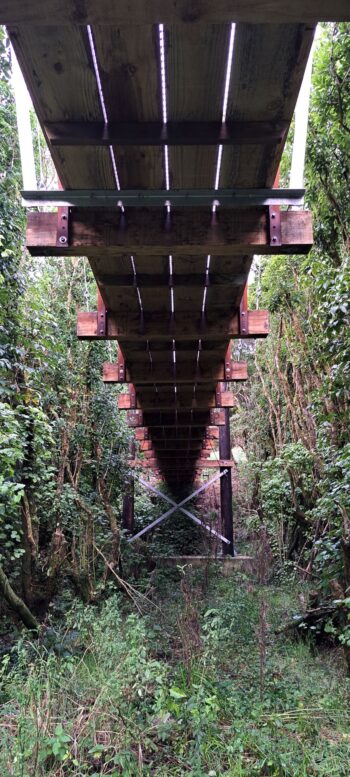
left=128, top=469, right=229, bottom=545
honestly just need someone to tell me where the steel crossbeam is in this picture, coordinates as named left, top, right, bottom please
left=22, top=187, right=304, bottom=208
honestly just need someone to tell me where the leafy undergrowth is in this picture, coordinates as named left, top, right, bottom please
left=0, top=566, right=349, bottom=776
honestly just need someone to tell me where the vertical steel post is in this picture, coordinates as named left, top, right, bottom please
left=219, top=382, right=234, bottom=555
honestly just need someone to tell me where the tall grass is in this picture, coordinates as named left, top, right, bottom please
left=0, top=570, right=350, bottom=776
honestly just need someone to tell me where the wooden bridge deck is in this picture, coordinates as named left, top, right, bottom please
left=4, top=4, right=326, bottom=495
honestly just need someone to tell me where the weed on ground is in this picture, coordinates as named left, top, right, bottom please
left=0, top=565, right=349, bottom=776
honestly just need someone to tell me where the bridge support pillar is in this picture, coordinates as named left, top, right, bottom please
left=219, top=393, right=234, bottom=556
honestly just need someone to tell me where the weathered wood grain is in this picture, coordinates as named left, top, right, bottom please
left=9, top=25, right=115, bottom=188
left=140, top=440, right=216, bottom=451
left=103, top=360, right=247, bottom=383
left=45, top=119, right=289, bottom=146
left=135, top=426, right=219, bottom=440
left=92, top=25, right=162, bottom=188
left=127, top=409, right=226, bottom=427
left=221, top=24, right=315, bottom=189
left=118, top=388, right=236, bottom=411
left=143, top=450, right=211, bottom=459
left=3, top=2, right=349, bottom=25
left=26, top=208, right=313, bottom=256
left=77, top=309, right=269, bottom=341
left=97, top=271, right=248, bottom=288
left=167, top=24, right=227, bottom=189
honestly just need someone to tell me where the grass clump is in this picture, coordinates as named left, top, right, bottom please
left=0, top=567, right=349, bottom=776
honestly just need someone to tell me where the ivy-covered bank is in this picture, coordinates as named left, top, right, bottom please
left=0, top=26, right=134, bottom=617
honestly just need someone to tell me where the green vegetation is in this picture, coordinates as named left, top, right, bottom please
left=1, top=567, right=350, bottom=776
left=233, top=24, right=350, bottom=660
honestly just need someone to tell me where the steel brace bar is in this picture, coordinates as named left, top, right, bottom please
left=128, top=469, right=229, bottom=543
left=137, top=477, right=230, bottom=545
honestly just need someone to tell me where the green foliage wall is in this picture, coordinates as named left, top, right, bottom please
left=233, top=24, right=350, bottom=585
left=0, top=29, right=132, bottom=615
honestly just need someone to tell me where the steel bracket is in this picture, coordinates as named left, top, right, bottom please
left=239, top=285, right=249, bottom=336
left=268, top=205, right=281, bottom=246
left=224, top=344, right=232, bottom=380
left=129, top=385, right=136, bottom=409
left=118, top=347, right=126, bottom=381
left=97, top=289, right=108, bottom=337
left=118, top=361, right=126, bottom=381
left=127, top=409, right=143, bottom=427
left=56, top=206, right=70, bottom=247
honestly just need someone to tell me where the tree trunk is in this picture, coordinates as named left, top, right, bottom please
left=19, top=410, right=38, bottom=606
left=341, top=538, right=350, bottom=591
left=0, top=563, right=39, bottom=632
left=21, top=490, right=37, bottom=606
left=95, top=439, right=121, bottom=565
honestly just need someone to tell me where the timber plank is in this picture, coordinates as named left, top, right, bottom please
left=140, top=441, right=216, bottom=451
left=94, top=252, right=251, bottom=316
left=120, top=399, right=224, bottom=412
left=136, top=427, right=219, bottom=440
left=96, top=271, right=248, bottom=288
left=148, top=432, right=209, bottom=441
left=103, top=359, right=247, bottom=383
left=143, top=450, right=211, bottom=459
left=44, top=119, right=289, bottom=146
left=127, top=409, right=226, bottom=427
left=167, top=24, right=227, bottom=189
left=92, top=25, right=163, bottom=189
left=123, top=339, right=230, bottom=353
left=221, top=24, right=315, bottom=189
left=9, top=25, right=115, bottom=188
left=150, top=427, right=220, bottom=440
left=26, top=208, right=313, bottom=256
left=77, top=309, right=269, bottom=340
left=118, top=388, right=237, bottom=411
left=3, top=2, right=349, bottom=25
left=93, top=255, right=168, bottom=316
left=105, top=282, right=239, bottom=312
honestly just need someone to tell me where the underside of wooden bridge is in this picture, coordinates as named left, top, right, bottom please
left=5, top=1, right=344, bottom=548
